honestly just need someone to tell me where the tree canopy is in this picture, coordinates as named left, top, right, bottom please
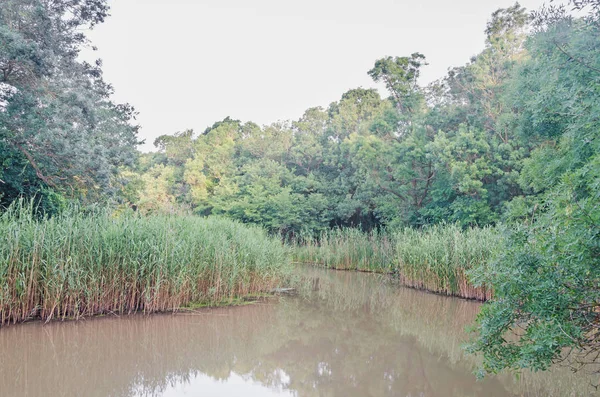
left=0, top=0, right=139, bottom=211
left=127, top=3, right=535, bottom=235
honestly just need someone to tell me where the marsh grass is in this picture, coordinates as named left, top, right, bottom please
left=293, top=228, right=395, bottom=272
left=292, top=224, right=501, bottom=300
left=0, top=201, right=291, bottom=325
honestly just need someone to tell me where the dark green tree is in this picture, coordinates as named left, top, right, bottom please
left=0, top=0, right=139, bottom=210
left=469, top=5, right=600, bottom=375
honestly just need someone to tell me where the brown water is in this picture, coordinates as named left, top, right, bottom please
left=0, top=268, right=596, bottom=397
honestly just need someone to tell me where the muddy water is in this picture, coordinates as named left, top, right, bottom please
left=0, top=268, right=595, bottom=397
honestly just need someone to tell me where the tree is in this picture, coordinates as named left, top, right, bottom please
left=368, top=53, right=427, bottom=114
left=469, top=8, right=600, bottom=375
left=360, top=54, right=438, bottom=227
left=420, top=3, right=531, bottom=226
left=213, top=158, right=329, bottom=236
left=0, top=0, right=139, bottom=210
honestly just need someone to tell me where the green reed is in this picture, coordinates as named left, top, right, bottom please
left=0, top=201, right=291, bottom=325
left=292, top=224, right=502, bottom=300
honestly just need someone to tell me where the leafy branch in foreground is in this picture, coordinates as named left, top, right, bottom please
left=468, top=167, right=600, bottom=376
left=468, top=5, right=600, bottom=375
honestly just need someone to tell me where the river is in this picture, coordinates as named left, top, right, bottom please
left=0, top=267, right=595, bottom=396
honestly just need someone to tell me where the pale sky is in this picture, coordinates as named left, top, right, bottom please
left=83, top=0, right=548, bottom=151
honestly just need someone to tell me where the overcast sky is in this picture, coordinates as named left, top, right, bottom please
left=83, top=0, right=548, bottom=151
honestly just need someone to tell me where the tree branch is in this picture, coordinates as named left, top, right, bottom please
left=553, top=40, right=600, bottom=74
left=13, top=142, right=58, bottom=188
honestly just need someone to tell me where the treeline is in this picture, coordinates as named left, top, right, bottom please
left=125, top=3, right=567, bottom=236
left=1, top=1, right=595, bottom=240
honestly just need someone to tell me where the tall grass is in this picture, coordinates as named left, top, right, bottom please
left=292, top=224, right=501, bottom=300
left=0, top=201, right=291, bottom=325
left=293, top=228, right=395, bottom=272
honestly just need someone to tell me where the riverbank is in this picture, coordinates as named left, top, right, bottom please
left=291, top=225, right=501, bottom=300
left=0, top=203, right=291, bottom=326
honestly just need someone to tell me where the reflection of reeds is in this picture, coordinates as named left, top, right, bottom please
left=0, top=202, right=290, bottom=326
left=292, top=225, right=499, bottom=300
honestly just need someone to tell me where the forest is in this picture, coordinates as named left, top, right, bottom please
left=1, top=0, right=599, bottom=383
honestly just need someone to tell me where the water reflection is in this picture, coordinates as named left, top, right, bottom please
left=143, top=372, right=294, bottom=397
left=0, top=268, right=595, bottom=397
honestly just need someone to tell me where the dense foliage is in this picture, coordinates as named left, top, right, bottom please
left=127, top=5, right=533, bottom=235
left=467, top=1, right=600, bottom=376
left=0, top=0, right=139, bottom=211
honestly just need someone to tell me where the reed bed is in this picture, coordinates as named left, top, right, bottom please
left=0, top=202, right=291, bottom=326
left=292, top=224, right=501, bottom=300
left=293, top=228, right=395, bottom=272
